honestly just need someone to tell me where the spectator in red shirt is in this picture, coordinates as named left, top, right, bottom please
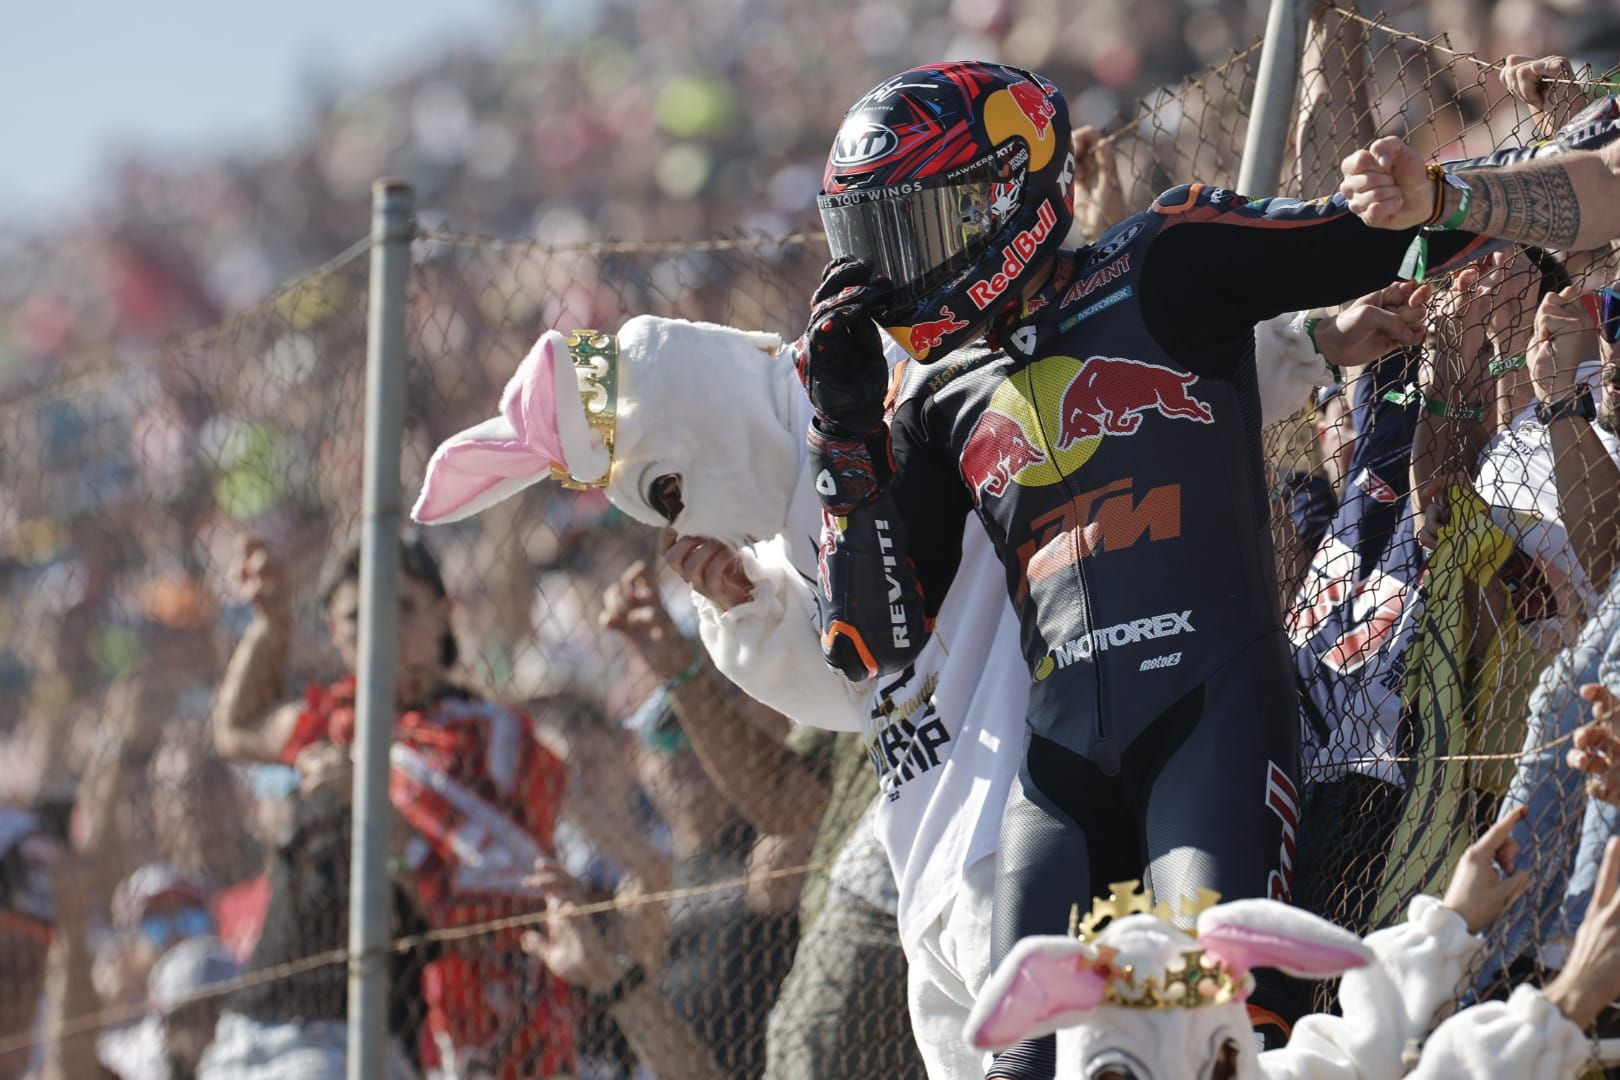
left=212, top=535, right=576, bottom=1078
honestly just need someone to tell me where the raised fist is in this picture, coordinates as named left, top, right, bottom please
left=1339, top=136, right=1434, bottom=231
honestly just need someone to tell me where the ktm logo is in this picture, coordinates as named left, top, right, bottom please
left=1013, top=477, right=1182, bottom=602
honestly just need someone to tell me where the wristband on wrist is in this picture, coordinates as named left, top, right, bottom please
left=1400, top=169, right=1473, bottom=283
left=1534, top=384, right=1596, bottom=425
left=1488, top=352, right=1528, bottom=377
left=1383, top=382, right=1486, bottom=421
left=668, top=656, right=703, bottom=688
left=593, top=960, right=648, bottom=1006
left=1303, top=315, right=1323, bottom=356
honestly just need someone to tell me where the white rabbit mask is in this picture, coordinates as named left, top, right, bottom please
left=412, top=315, right=802, bottom=548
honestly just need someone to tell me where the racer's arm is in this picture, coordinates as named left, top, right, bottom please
left=812, top=398, right=971, bottom=681
left=1138, top=186, right=1488, bottom=375
left=796, top=260, right=972, bottom=681
left=1145, top=117, right=1620, bottom=375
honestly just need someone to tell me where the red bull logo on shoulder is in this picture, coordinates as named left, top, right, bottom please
left=1007, top=79, right=1056, bottom=137
left=1055, top=356, right=1213, bottom=450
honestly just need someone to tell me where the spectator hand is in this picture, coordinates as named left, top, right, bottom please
left=522, top=859, right=623, bottom=993
left=600, top=560, right=693, bottom=679
left=1413, top=472, right=1472, bottom=551
left=1315, top=281, right=1431, bottom=368
left=661, top=529, right=754, bottom=611
left=233, top=537, right=290, bottom=623
left=792, top=258, right=891, bottom=433
left=1442, top=804, right=1531, bottom=934
left=1070, top=125, right=1129, bottom=243
left=1478, top=250, right=1542, bottom=360
left=1501, top=55, right=1580, bottom=137
left=1544, top=836, right=1620, bottom=1028
left=1571, top=684, right=1620, bottom=806
left=1527, top=286, right=1596, bottom=403
left=613, top=874, right=669, bottom=976
left=1340, top=136, right=1433, bottom=231
left=744, top=829, right=814, bottom=916
left=293, top=741, right=352, bottom=801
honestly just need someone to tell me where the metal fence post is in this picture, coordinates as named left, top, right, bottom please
left=348, top=178, right=414, bottom=1077
left=1238, top=0, right=1312, bottom=197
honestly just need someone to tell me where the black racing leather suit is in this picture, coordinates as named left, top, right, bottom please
left=811, top=185, right=1487, bottom=1077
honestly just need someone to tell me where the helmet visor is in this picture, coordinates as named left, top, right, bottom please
left=818, top=154, right=1017, bottom=317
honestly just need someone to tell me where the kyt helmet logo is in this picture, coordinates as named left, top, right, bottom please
left=830, top=121, right=900, bottom=167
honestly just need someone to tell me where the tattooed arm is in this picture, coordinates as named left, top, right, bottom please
left=1341, top=134, right=1620, bottom=252
left=1455, top=160, right=1584, bottom=250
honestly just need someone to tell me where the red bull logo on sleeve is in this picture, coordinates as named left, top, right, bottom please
left=955, top=353, right=1215, bottom=506
left=1007, top=78, right=1056, bottom=137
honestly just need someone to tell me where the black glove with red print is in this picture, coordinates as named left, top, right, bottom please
left=792, top=258, right=891, bottom=439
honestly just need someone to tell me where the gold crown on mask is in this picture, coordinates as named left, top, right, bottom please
left=1068, top=880, right=1249, bottom=1011
left=553, top=330, right=618, bottom=490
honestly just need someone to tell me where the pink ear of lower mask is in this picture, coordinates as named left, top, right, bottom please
left=970, top=951, right=1108, bottom=1050
left=412, top=334, right=572, bottom=524
left=1199, top=923, right=1371, bottom=980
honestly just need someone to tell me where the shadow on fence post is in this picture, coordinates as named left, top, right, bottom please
left=348, top=178, right=413, bottom=1078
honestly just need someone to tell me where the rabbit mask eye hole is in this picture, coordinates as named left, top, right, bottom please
left=1089, top=1051, right=1148, bottom=1080
left=1209, top=1036, right=1243, bottom=1080
left=649, top=474, right=684, bottom=522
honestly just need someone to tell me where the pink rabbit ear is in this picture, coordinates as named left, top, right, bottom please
left=1197, top=900, right=1372, bottom=980
left=965, top=937, right=1109, bottom=1051
left=412, top=332, right=580, bottom=524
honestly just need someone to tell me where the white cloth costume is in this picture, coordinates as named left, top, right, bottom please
left=968, top=893, right=1592, bottom=1079
left=410, top=316, right=1028, bottom=1077
left=413, top=314, right=1343, bottom=1077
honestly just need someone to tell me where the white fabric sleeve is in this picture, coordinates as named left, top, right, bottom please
left=692, top=536, right=868, bottom=732
left=1408, top=985, right=1589, bottom=1079
left=1254, top=311, right=1326, bottom=428
left=1260, top=896, right=1484, bottom=1079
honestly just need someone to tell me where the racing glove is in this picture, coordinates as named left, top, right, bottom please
left=792, top=258, right=895, bottom=515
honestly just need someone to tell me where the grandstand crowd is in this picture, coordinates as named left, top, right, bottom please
left=5, top=0, right=1620, bottom=1078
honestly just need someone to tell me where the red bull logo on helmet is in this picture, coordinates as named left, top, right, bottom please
left=1007, top=79, right=1056, bottom=137
left=956, top=354, right=1215, bottom=506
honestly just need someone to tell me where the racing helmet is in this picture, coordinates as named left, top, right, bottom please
left=819, top=62, right=1075, bottom=363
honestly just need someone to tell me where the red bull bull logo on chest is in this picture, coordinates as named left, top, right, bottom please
left=956, top=353, right=1215, bottom=505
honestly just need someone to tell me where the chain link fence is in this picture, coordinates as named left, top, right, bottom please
left=5, top=3, right=1620, bottom=1076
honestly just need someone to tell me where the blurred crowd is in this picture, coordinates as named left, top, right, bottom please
left=4, top=0, right=1620, bottom=1078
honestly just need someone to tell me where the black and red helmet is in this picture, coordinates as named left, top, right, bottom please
left=818, top=62, right=1075, bottom=363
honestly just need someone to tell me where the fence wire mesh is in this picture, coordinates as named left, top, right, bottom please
left=6, top=2, right=1620, bottom=1077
